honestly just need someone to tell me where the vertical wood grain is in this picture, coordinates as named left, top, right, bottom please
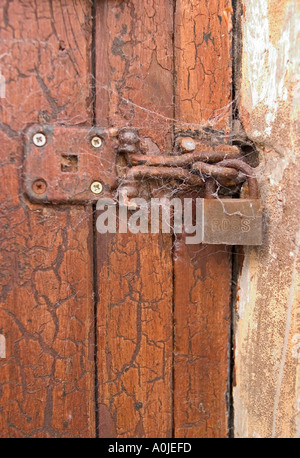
left=95, top=1, right=174, bottom=438
left=173, top=0, right=233, bottom=438
left=0, top=0, right=95, bottom=437
left=174, top=0, right=233, bottom=132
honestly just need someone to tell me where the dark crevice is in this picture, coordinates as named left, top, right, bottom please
left=91, top=0, right=99, bottom=438
left=172, top=0, right=177, bottom=145
left=228, top=246, right=239, bottom=438
left=92, top=202, right=100, bottom=438
left=227, top=0, right=242, bottom=438
left=91, top=0, right=97, bottom=126
left=231, top=0, right=242, bottom=122
left=228, top=0, right=243, bottom=438
left=228, top=0, right=240, bottom=439
left=171, top=0, right=177, bottom=439
left=171, top=235, right=176, bottom=439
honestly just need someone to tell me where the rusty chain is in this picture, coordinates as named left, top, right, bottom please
left=117, top=128, right=258, bottom=197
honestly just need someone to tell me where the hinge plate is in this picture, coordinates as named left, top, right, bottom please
left=23, top=125, right=118, bottom=203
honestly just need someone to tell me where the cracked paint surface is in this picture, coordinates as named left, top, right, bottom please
left=173, top=0, right=233, bottom=438
left=95, top=0, right=174, bottom=151
left=97, top=233, right=173, bottom=438
left=0, top=0, right=95, bottom=437
left=95, top=0, right=233, bottom=438
left=174, top=0, right=232, bottom=131
left=95, top=1, right=174, bottom=438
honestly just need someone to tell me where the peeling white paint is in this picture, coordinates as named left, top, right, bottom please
left=259, top=154, right=292, bottom=187
left=0, top=334, right=6, bottom=358
left=242, top=0, right=300, bottom=137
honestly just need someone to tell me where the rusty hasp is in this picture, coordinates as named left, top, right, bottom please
left=23, top=124, right=118, bottom=203
left=118, top=128, right=246, bottom=189
left=128, top=150, right=241, bottom=167
left=23, top=125, right=262, bottom=246
left=119, top=128, right=242, bottom=164
left=125, top=165, right=205, bottom=187
left=193, top=161, right=246, bottom=183
left=217, top=158, right=259, bottom=199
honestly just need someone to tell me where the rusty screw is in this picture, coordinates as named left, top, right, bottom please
left=90, top=181, right=103, bottom=194
left=33, top=132, right=47, bottom=147
left=118, top=128, right=140, bottom=154
left=32, top=179, right=47, bottom=194
left=91, top=136, right=102, bottom=148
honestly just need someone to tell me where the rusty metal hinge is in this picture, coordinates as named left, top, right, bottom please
left=23, top=125, right=119, bottom=203
left=23, top=125, right=262, bottom=245
left=23, top=124, right=247, bottom=203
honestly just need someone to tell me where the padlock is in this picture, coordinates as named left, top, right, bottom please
left=200, top=159, right=263, bottom=245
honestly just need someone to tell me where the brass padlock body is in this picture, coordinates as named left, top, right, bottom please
left=202, top=198, right=262, bottom=245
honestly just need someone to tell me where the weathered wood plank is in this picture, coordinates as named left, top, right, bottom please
left=173, top=243, right=232, bottom=437
left=97, top=233, right=173, bottom=438
left=95, top=0, right=174, bottom=438
left=173, top=0, right=233, bottom=438
left=0, top=0, right=95, bottom=437
left=174, top=0, right=232, bottom=132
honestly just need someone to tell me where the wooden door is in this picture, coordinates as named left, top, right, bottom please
left=0, top=0, right=233, bottom=438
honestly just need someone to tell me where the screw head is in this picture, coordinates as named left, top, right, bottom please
left=180, top=137, right=196, bottom=152
left=90, top=181, right=103, bottom=194
left=33, top=132, right=47, bottom=147
left=32, top=179, right=47, bottom=194
left=91, top=136, right=102, bottom=148
left=118, top=128, right=139, bottom=145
